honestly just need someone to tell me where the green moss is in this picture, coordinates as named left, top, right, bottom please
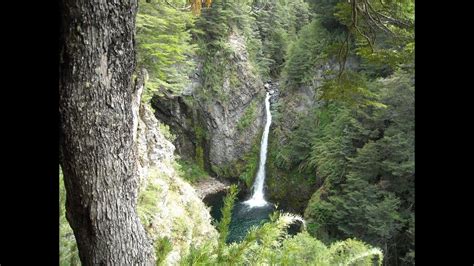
left=175, top=159, right=210, bottom=184
left=263, top=124, right=319, bottom=212
left=238, top=141, right=260, bottom=188
left=237, top=100, right=257, bottom=131
left=195, top=145, right=205, bottom=170
left=194, top=123, right=207, bottom=141
left=155, top=237, right=173, bottom=266
left=194, top=123, right=208, bottom=170
left=137, top=171, right=163, bottom=229
left=197, top=38, right=233, bottom=104
left=209, top=130, right=262, bottom=189
left=211, top=163, right=240, bottom=180
left=229, top=69, right=241, bottom=88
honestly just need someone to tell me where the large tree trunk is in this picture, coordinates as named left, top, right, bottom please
left=59, top=0, right=154, bottom=264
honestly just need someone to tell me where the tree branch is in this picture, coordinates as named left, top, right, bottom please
left=163, top=0, right=191, bottom=11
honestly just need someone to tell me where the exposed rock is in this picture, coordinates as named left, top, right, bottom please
left=152, top=30, right=266, bottom=181
left=144, top=167, right=217, bottom=265
left=275, top=58, right=358, bottom=135
left=134, top=99, right=218, bottom=265
left=151, top=91, right=197, bottom=162
left=193, top=176, right=231, bottom=199
left=207, top=31, right=266, bottom=173
left=182, top=60, right=202, bottom=96
left=136, top=103, right=175, bottom=185
left=267, top=82, right=280, bottom=104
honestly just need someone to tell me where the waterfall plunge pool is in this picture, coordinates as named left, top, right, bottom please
left=203, top=190, right=302, bottom=243
left=203, top=90, right=301, bottom=243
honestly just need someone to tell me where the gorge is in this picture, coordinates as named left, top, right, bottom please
left=205, top=87, right=305, bottom=244
left=59, top=0, right=414, bottom=265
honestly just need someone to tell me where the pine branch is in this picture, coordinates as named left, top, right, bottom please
left=163, top=0, right=191, bottom=11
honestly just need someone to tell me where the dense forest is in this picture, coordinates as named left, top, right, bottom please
left=59, top=0, right=414, bottom=265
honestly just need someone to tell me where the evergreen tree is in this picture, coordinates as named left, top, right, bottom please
left=136, top=0, right=196, bottom=101
left=282, top=20, right=331, bottom=89
left=181, top=188, right=384, bottom=265
left=304, top=70, right=414, bottom=264
left=251, top=0, right=310, bottom=78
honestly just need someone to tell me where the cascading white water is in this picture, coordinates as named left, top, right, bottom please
left=244, top=92, right=272, bottom=208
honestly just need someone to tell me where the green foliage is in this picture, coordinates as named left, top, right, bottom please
left=211, top=163, right=235, bottom=180
left=208, top=131, right=261, bottom=186
left=265, top=55, right=413, bottom=265
left=273, top=109, right=318, bottom=172
left=278, top=232, right=328, bottom=264
left=194, top=0, right=245, bottom=102
left=193, top=0, right=309, bottom=100
left=179, top=241, right=216, bottom=265
left=236, top=100, right=257, bottom=131
left=282, top=0, right=414, bottom=104
left=137, top=170, right=163, bottom=229
left=326, top=238, right=383, bottom=266
left=158, top=121, right=176, bottom=142
left=267, top=101, right=353, bottom=186
left=270, top=3, right=414, bottom=261
left=308, top=104, right=356, bottom=185
left=155, top=237, right=173, bottom=266
left=181, top=205, right=382, bottom=265
left=338, top=0, right=413, bottom=81
left=251, top=0, right=310, bottom=78
left=193, top=123, right=208, bottom=170
left=136, top=0, right=196, bottom=101
left=175, top=159, right=210, bottom=183
left=216, top=184, right=239, bottom=261
left=59, top=167, right=80, bottom=266
left=262, top=102, right=321, bottom=210
left=319, top=71, right=388, bottom=108
left=238, top=134, right=261, bottom=187
left=195, top=145, right=205, bottom=170
left=306, top=0, right=346, bottom=33
left=304, top=70, right=414, bottom=264
left=282, top=20, right=331, bottom=89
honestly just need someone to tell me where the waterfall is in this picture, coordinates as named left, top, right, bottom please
left=244, top=92, right=272, bottom=208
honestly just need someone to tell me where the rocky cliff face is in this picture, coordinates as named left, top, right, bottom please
left=134, top=98, right=218, bottom=265
left=206, top=32, right=265, bottom=175
left=152, top=31, right=266, bottom=183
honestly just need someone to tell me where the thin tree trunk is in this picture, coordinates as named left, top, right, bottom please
left=59, top=0, right=155, bottom=264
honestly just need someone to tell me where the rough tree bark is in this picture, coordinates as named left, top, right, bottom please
left=59, top=0, right=155, bottom=264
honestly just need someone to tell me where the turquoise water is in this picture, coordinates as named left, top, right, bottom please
left=205, top=192, right=300, bottom=243
left=227, top=202, right=276, bottom=243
